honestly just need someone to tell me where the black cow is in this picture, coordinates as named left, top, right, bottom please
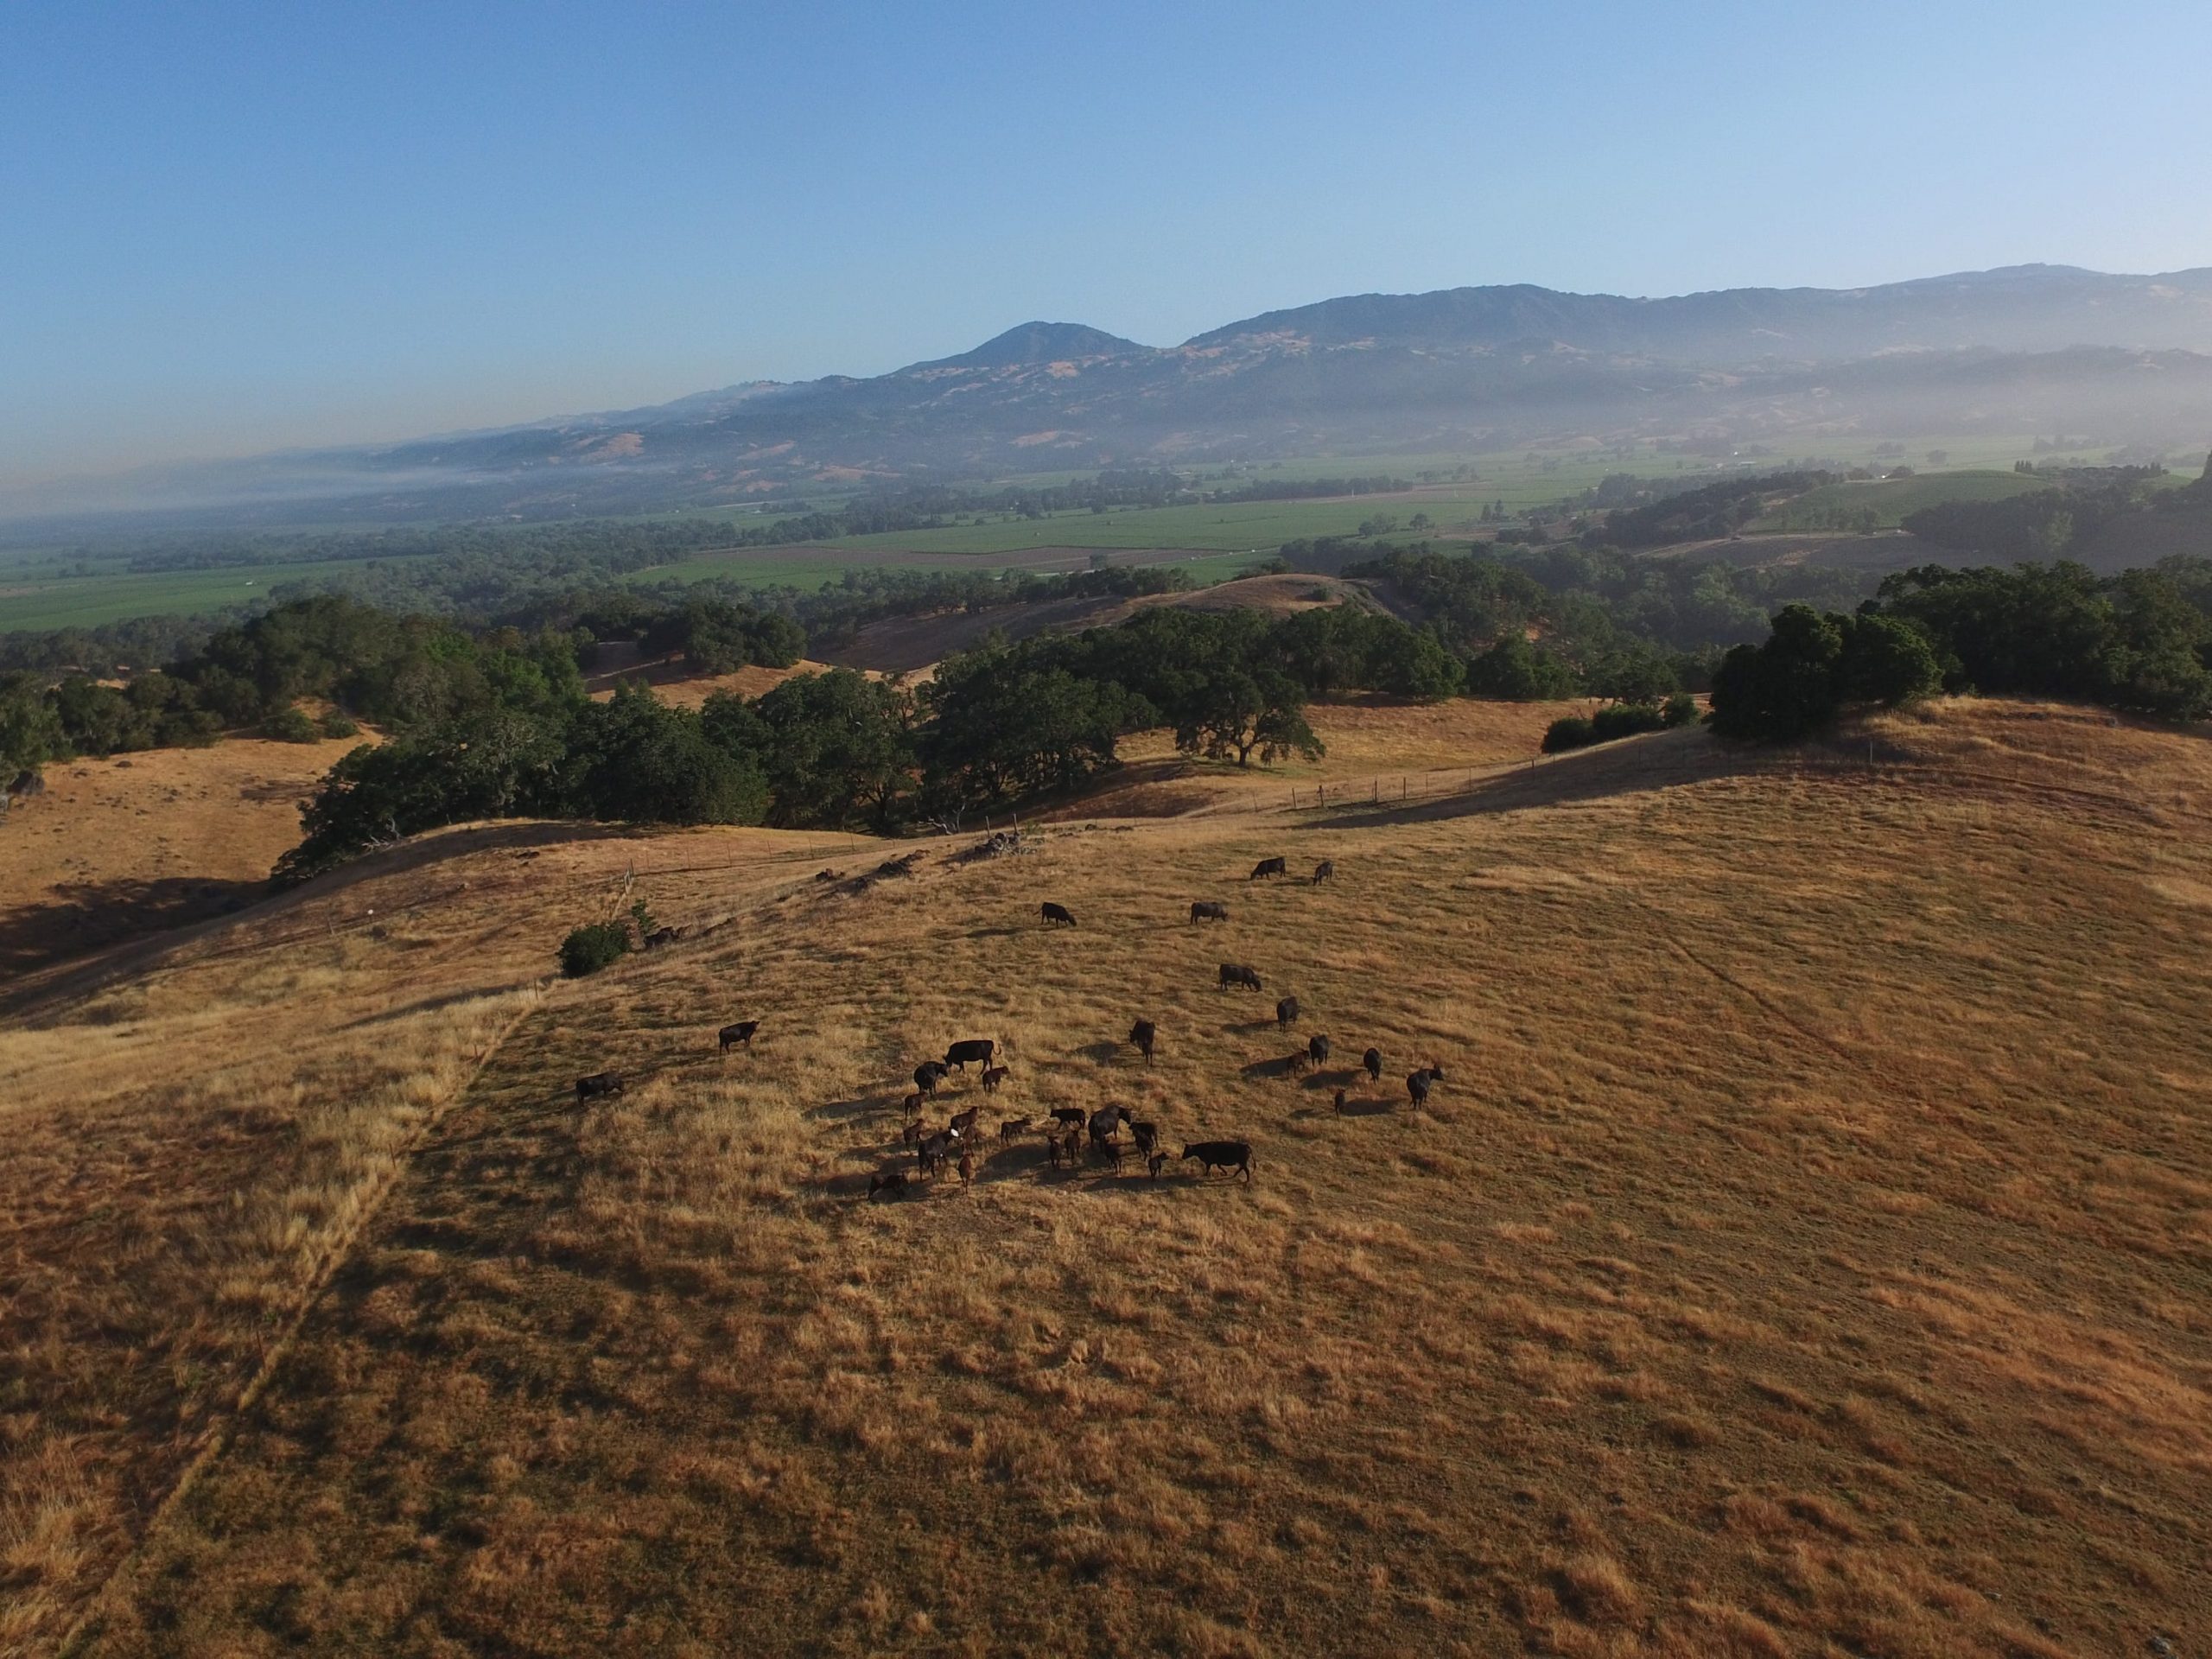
left=1249, top=856, right=1287, bottom=880
left=1276, top=995, right=1300, bottom=1030
left=1407, top=1069, right=1434, bottom=1108
left=944, top=1038, right=995, bottom=1071
left=1219, top=963, right=1262, bottom=993
left=1049, top=1105, right=1088, bottom=1134
left=1363, top=1046, right=1383, bottom=1083
left=575, top=1071, right=624, bottom=1103
left=719, top=1020, right=760, bottom=1053
left=918, top=1130, right=954, bottom=1179
left=1312, top=859, right=1335, bottom=885
left=1089, top=1104, right=1130, bottom=1147
left=1189, top=900, right=1229, bottom=923
left=1041, top=901, right=1076, bottom=927
left=1128, top=1019, right=1158, bottom=1066
left=914, top=1060, right=949, bottom=1097
left=1182, top=1141, right=1254, bottom=1182
left=1307, top=1033, right=1331, bottom=1069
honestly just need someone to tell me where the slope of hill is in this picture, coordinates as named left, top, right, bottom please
left=5, top=698, right=2208, bottom=1656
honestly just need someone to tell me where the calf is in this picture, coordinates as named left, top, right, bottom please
left=1276, top=995, right=1300, bottom=1031
left=902, top=1091, right=926, bottom=1116
left=1060, top=1127, right=1083, bottom=1169
left=718, top=1020, right=760, bottom=1052
left=1128, top=1019, right=1157, bottom=1066
left=1189, top=900, right=1229, bottom=923
left=1333, top=1088, right=1347, bottom=1115
left=1182, top=1140, right=1254, bottom=1183
left=1096, top=1139, right=1128, bottom=1175
left=868, top=1170, right=909, bottom=1200
left=575, top=1071, right=623, bottom=1103
left=957, top=1149, right=976, bottom=1191
left=1312, top=859, right=1335, bottom=885
left=998, top=1116, right=1033, bottom=1146
left=1131, top=1121, right=1160, bottom=1158
left=1249, top=856, right=1287, bottom=880
left=1147, top=1150, right=1169, bottom=1180
left=1307, top=1033, right=1331, bottom=1069
left=913, top=1060, right=949, bottom=1097
left=1218, top=963, right=1262, bottom=993
left=949, top=1104, right=980, bottom=1142
left=1041, top=901, right=1077, bottom=927
left=944, top=1038, right=995, bottom=1071
left=980, top=1065, right=1011, bottom=1093
left=902, top=1118, right=929, bottom=1147
left=1363, top=1046, right=1383, bottom=1083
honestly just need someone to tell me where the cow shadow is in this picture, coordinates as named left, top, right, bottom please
left=1239, top=1054, right=1302, bottom=1084
left=1333, top=1096, right=1397, bottom=1117
left=1224, top=1017, right=1281, bottom=1036
left=806, top=1093, right=890, bottom=1127
left=1075, top=1040, right=1125, bottom=1065
left=1300, top=1067, right=1363, bottom=1091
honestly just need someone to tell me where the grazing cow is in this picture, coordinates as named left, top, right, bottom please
left=1182, top=1140, right=1255, bottom=1182
left=918, top=1130, right=954, bottom=1179
left=1333, top=1088, right=1347, bottom=1115
left=1407, top=1069, right=1433, bottom=1109
left=1147, top=1150, right=1169, bottom=1180
left=1189, top=900, right=1229, bottom=923
left=1249, top=856, right=1287, bottom=880
left=999, top=1116, right=1033, bottom=1146
left=1128, top=1020, right=1158, bottom=1066
left=1131, top=1121, right=1160, bottom=1158
left=1219, top=963, right=1262, bottom=993
left=949, top=1104, right=980, bottom=1142
left=575, top=1071, right=623, bottom=1103
left=1041, top=901, right=1077, bottom=927
left=1276, top=995, right=1300, bottom=1031
left=1050, top=1105, right=1088, bottom=1135
left=914, top=1060, right=949, bottom=1097
left=957, top=1149, right=976, bottom=1190
left=981, top=1065, right=1010, bottom=1093
left=718, top=1020, right=760, bottom=1053
left=1312, top=859, right=1335, bottom=885
left=1307, top=1033, right=1332, bottom=1069
left=868, top=1170, right=909, bottom=1200
left=645, top=926, right=680, bottom=950
left=1427, top=1062, right=1447, bottom=1084
left=944, top=1038, right=995, bottom=1071
left=1363, top=1046, right=1383, bottom=1083
left=1089, top=1104, right=1130, bottom=1147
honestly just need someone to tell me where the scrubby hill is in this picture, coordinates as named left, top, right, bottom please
left=4, top=701, right=2209, bottom=1656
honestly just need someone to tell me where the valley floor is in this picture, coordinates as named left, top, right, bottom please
left=3, top=701, right=2209, bottom=1656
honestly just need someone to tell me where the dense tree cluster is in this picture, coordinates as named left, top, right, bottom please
left=1598, top=472, right=1833, bottom=547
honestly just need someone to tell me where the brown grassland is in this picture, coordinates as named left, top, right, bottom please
left=3, top=698, right=2209, bottom=1656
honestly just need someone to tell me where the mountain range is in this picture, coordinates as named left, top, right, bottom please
left=13, top=264, right=2212, bottom=529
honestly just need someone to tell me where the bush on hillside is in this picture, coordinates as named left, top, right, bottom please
left=1541, top=702, right=1672, bottom=754
left=559, top=921, right=632, bottom=978
left=259, top=704, right=321, bottom=742
left=1662, top=692, right=1698, bottom=728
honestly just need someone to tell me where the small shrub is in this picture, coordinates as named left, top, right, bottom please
left=320, top=710, right=361, bottom=739
left=1541, top=716, right=1595, bottom=753
left=259, top=704, right=320, bottom=743
left=1662, top=692, right=1698, bottom=728
left=628, top=898, right=657, bottom=938
left=1590, top=702, right=1668, bottom=742
left=560, top=921, right=632, bottom=978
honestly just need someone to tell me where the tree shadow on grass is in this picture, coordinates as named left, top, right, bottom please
left=0, top=874, right=263, bottom=996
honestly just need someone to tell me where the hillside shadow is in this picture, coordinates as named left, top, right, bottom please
left=0, top=875, right=264, bottom=1002
left=1314, top=728, right=1753, bottom=830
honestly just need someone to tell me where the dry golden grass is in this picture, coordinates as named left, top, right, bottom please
left=0, top=736, right=366, bottom=989
left=4, top=698, right=2209, bottom=1656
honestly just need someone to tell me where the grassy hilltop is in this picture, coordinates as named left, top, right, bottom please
left=3, top=699, right=2209, bottom=1656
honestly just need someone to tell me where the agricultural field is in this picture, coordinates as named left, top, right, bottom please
left=0, top=549, right=441, bottom=632
left=1751, top=470, right=2059, bottom=533
left=3, top=697, right=2207, bottom=1656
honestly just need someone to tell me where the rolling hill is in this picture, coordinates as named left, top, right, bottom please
left=5, top=697, right=2208, bottom=1656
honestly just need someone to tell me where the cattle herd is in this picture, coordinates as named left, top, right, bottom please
left=572, top=854, right=1440, bottom=1204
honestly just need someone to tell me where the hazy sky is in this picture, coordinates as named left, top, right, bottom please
left=5, top=0, right=2209, bottom=486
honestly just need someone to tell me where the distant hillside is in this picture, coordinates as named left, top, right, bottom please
left=12, top=265, right=2212, bottom=530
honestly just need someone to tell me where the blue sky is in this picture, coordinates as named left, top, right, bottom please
left=3, top=0, right=2208, bottom=486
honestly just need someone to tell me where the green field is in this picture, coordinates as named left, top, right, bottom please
left=1751, top=469, right=2058, bottom=533
left=0, top=437, right=2164, bottom=630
